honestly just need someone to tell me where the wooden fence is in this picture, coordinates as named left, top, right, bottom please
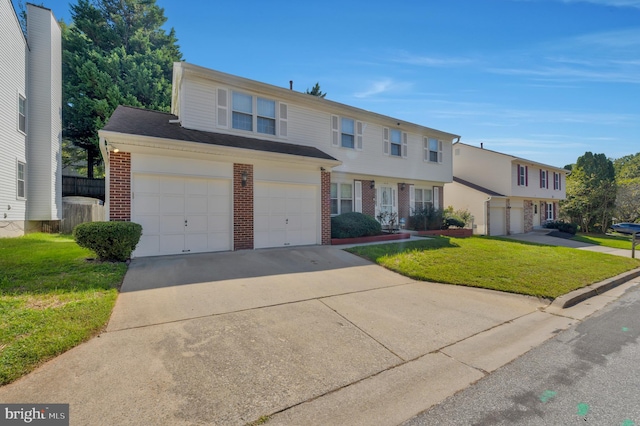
left=62, top=176, right=105, bottom=201
left=61, top=202, right=105, bottom=234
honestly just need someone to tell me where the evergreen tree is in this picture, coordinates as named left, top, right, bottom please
left=305, top=82, right=327, bottom=98
left=63, top=0, right=182, bottom=177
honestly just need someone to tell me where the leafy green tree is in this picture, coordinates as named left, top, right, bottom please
left=63, top=0, right=182, bottom=177
left=613, top=153, right=640, bottom=223
left=305, top=82, right=327, bottom=98
left=561, top=152, right=616, bottom=233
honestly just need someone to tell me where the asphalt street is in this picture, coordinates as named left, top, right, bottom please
left=403, top=283, right=640, bottom=425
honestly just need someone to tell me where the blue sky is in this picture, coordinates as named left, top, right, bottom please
left=25, top=0, right=640, bottom=168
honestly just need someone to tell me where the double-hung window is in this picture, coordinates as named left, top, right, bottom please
left=425, top=138, right=442, bottom=163
left=553, top=172, right=561, bottom=190
left=341, top=118, right=355, bottom=149
left=540, top=170, right=548, bottom=188
left=390, top=129, right=402, bottom=157
left=18, top=95, right=26, bottom=133
left=232, top=92, right=278, bottom=135
left=17, top=161, right=26, bottom=199
left=517, top=164, right=528, bottom=186
left=232, top=92, right=253, bottom=131
left=257, top=98, right=276, bottom=135
left=414, top=188, right=433, bottom=212
left=330, top=183, right=353, bottom=215
left=546, top=203, right=554, bottom=220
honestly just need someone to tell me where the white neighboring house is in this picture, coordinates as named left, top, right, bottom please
left=0, top=1, right=62, bottom=237
left=99, top=62, right=460, bottom=257
left=445, top=142, right=568, bottom=236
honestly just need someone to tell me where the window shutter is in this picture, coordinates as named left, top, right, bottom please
left=517, top=164, right=521, bottom=186
left=433, top=186, right=440, bottom=209
left=402, top=132, right=408, bottom=158
left=216, top=88, right=228, bottom=128
left=525, top=166, right=529, bottom=186
left=558, top=174, right=562, bottom=191
left=331, top=115, right=339, bottom=147
left=438, top=140, right=443, bottom=163
left=279, top=103, right=288, bottom=137
left=354, top=181, right=362, bottom=213
left=392, top=189, right=396, bottom=208
left=383, top=128, right=390, bottom=155
left=553, top=203, right=557, bottom=220
left=409, top=185, right=415, bottom=213
left=356, top=121, right=364, bottom=151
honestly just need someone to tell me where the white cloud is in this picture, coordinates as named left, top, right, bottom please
left=353, top=79, right=412, bottom=98
left=392, top=51, right=473, bottom=67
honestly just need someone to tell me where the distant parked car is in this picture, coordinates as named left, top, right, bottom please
left=611, top=223, right=640, bottom=235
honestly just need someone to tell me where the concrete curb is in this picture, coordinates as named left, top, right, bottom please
left=552, top=267, right=640, bottom=309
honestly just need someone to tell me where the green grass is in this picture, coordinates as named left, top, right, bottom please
left=0, top=233, right=127, bottom=385
left=347, top=236, right=640, bottom=299
left=571, top=233, right=635, bottom=250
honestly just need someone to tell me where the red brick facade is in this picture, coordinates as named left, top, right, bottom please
left=233, top=163, right=254, bottom=250
left=398, top=183, right=410, bottom=226
left=109, top=152, right=131, bottom=221
left=524, top=200, right=534, bottom=232
left=360, top=180, right=376, bottom=218
left=321, top=171, right=331, bottom=245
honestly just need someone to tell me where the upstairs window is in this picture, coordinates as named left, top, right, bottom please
left=18, top=95, right=26, bottom=133
left=390, top=129, right=402, bottom=157
left=17, top=161, right=26, bottom=199
left=232, top=92, right=253, bottom=131
left=425, top=138, right=442, bottom=163
left=341, top=118, right=355, bottom=149
left=540, top=170, right=548, bottom=188
left=554, top=172, right=561, bottom=190
left=517, top=164, right=528, bottom=186
left=257, top=98, right=276, bottom=135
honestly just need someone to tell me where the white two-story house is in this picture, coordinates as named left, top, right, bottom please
left=99, top=62, right=460, bottom=257
left=445, top=142, right=568, bottom=236
left=0, top=1, right=62, bottom=237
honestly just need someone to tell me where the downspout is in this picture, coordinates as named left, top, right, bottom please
left=99, top=136, right=110, bottom=221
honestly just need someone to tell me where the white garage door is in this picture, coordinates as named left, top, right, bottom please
left=489, top=207, right=506, bottom=236
left=510, top=208, right=524, bottom=234
left=132, top=174, right=231, bottom=257
left=254, top=182, right=317, bottom=249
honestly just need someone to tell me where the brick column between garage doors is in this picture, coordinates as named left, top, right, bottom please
left=109, top=152, right=131, bottom=221
left=234, top=164, right=254, bottom=250
left=321, top=171, right=331, bottom=245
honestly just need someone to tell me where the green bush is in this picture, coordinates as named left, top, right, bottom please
left=331, top=212, right=382, bottom=239
left=444, top=216, right=466, bottom=229
left=544, top=220, right=578, bottom=235
left=73, top=221, right=143, bottom=261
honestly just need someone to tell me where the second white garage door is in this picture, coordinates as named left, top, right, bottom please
left=489, top=207, right=506, bottom=236
left=132, top=174, right=232, bottom=257
left=254, top=182, right=318, bottom=249
left=510, top=208, right=524, bottom=234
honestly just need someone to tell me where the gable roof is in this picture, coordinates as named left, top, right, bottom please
left=454, top=142, right=568, bottom=173
left=452, top=176, right=505, bottom=197
left=101, top=105, right=339, bottom=162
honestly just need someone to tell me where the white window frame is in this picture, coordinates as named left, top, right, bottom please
left=424, top=138, right=443, bottom=163
left=546, top=202, right=554, bottom=220
left=18, top=95, right=26, bottom=134
left=330, top=182, right=353, bottom=215
left=332, top=116, right=363, bottom=150
left=230, top=91, right=283, bottom=136
left=17, top=160, right=26, bottom=199
left=390, top=129, right=402, bottom=157
left=554, top=172, right=561, bottom=190
left=341, top=117, right=355, bottom=149
left=540, top=170, right=547, bottom=188
left=413, top=187, right=433, bottom=212
left=518, top=164, right=528, bottom=186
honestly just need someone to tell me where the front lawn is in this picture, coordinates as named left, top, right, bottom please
left=571, top=233, right=635, bottom=250
left=346, top=236, right=640, bottom=299
left=0, top=233, right=127, bottom=385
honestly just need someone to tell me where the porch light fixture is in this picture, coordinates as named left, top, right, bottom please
left=370, top=180, right=375, bottom=189
left=320, top=167, right=326, bottom=172
left=241, top=171, right=248, bottom=187
left=400, top=183, right=406, bottom=191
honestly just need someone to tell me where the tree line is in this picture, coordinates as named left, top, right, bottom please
left=562, top=152, right=640, bottom=233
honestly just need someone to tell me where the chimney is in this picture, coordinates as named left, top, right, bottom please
left=289, top=80, right=293, bottom=90
left=480, top=143, right=484, bottom=149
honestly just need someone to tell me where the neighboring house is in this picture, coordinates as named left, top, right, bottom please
left=99, top=62, right=460, bottom=257
left=0, top=1, right=62, bottom=237
left=445, top=142, right=568, bottom=236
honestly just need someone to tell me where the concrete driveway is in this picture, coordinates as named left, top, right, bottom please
left=504, top=231, right=635, bottom=258
left=3, top=245, right=621, bottom=425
